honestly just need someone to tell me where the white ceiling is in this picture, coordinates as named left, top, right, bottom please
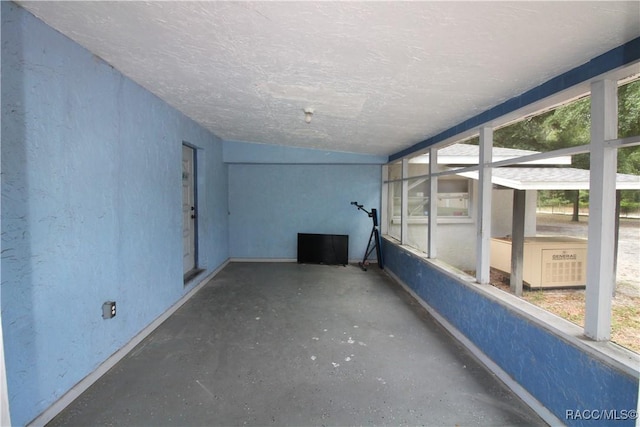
left=17, top=1, right=640, bottom=156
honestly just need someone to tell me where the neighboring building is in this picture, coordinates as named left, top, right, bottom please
left=387, top=143, right=640, bottom=270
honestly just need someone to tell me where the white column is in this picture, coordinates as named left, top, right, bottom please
left=380, top=165, right=389, bottom=236
left=428, top=147, right=438, bottom=258
left=0, top=317, right=10, bottom=427
left=585, top=79, right=618, bottom=341
left=510, top=190, right=526, bottom=296
left=476, top=127, right=493, bottom=284
left=401, top=158, right=409, bottom=245
left=524, top=190, right=538, bottom=236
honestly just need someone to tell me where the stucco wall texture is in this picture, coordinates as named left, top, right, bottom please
left=1, top=3, right=230, bottom=424
left=382, top=239, right=639, bottom=427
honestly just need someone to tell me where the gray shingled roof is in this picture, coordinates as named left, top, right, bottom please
left=458, top=167, right=640, bottom=190
left=410, top=143, right=572, bottom=165
left=439, top=144, right=537, bottom=158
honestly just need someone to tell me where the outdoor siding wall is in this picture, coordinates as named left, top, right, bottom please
left=1, top=3, right=229, bottom=425
left=228, top=163, right=381, bottom=261
left=382, top=239, right=638, bottom=427
left=386, top=185, right=533, bottom=271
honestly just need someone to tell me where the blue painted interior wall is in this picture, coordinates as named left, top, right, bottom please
left=4, top=2, right=636, bottom=425
left=1, top=3, right=228, bottom=425
left=223, top=139, right=388, bottom=165
left=227, top=161, right=381, bottom=261
left=382, top=239, right=639, bottom=427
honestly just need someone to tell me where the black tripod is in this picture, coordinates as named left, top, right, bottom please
left=351, top=202, right=383, bottom=271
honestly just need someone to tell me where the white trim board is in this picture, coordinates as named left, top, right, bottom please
left=229, top=258, right=375, bottom=265
left=0, top=314, right=11, bottom=427
left=384, top=268, right=564, bottom=427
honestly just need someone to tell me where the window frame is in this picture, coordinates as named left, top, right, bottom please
left=382, top=77, right=640, bottom=348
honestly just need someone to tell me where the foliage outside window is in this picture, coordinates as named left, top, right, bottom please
left=482, top=80, right=639, bottom=353
left=382, top=77, right=640, bottom=353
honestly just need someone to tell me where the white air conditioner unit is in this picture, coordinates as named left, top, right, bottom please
left=490, top=236, right=588, bottom=289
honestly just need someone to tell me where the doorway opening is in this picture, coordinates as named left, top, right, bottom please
left=182, top=144, right=199, bottom=281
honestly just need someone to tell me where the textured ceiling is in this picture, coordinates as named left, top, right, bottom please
left=17, top=1, right=640, bottom=156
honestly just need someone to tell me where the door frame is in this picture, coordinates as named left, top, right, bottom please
left=182, top=143, right=199, bottom=281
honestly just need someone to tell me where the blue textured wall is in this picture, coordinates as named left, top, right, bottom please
left=1, top=3, right=228, bottom=425
left=228, top=163, right=381, bottom=260
left=223, top=140, right=388, bottom=164
left=382, top=239, right=639, bottom=427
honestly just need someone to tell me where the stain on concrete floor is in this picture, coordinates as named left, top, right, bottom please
left=48, top=262, right=546, bottom=426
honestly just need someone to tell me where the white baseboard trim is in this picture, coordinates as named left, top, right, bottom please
left=228, top=258, right=377, bottom=266
left=384, top=268, right=564, bottom=427
left=28, top=260, right=230, bottom=427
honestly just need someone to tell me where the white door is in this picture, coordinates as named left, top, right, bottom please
left=182, top=145, right=196, bottom=275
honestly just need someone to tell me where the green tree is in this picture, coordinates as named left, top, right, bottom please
left=617, top=80, right=640, bottom=215
left=619, top=79, right=640, bottom=140
left=483, top=79, right=640, bottom=219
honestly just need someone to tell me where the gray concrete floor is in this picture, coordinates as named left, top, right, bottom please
left=49, top=262, right=546, bottom=426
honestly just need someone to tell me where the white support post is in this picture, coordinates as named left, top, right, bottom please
left=401, top=158, right=409, bottom=245
left=476, top=127, right=493, bottom=284
left=524, top=190, right=538, bottom=236
left=428, top=147, right=438, bottom=258
left=380, top=165, right=389, bottom=236
left=0, top=316, right=10, bottom=427
left=585, top=79, right=618, bottom=341
left=510, top=190, right=526, bottom=296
